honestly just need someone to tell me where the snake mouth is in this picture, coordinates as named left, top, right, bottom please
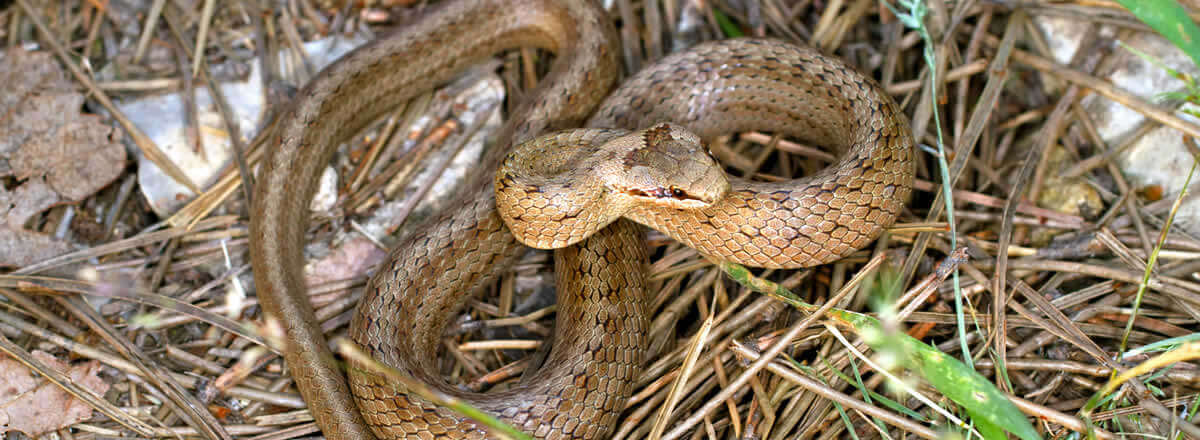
left=622, top=186, right=715, bottom=208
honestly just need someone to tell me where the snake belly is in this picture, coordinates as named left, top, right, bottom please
left=249, top=1, right=913, bottom=439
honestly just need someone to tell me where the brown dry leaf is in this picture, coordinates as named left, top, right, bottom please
left=0, top=49, right=126, bottom=267
left=304, top=236, right=388, bottom=286
left=0, top=350, right=110, bottom=436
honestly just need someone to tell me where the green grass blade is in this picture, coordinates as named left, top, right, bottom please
left=1119, top=332, right=1200, bottom=360
left=969, top=413, right=1006, bottom=440
left=1115, top=0, right=1200, bottom=68
left=884, top=330, right=1041, bottom=440
left=711, top=8, right=744, bottom=38
left=721, top=258, right=1040, bottom=440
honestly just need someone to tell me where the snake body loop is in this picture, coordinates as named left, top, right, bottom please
left=250, top=0, right=620, bottom=438
left=249, top=0, right=913, bottom=439
left=583, top=38, right=914, bottom=269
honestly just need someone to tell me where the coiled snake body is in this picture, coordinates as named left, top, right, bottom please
left=248, top=0, right=914, bottom=439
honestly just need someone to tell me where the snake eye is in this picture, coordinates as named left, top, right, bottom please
left=670, top=187, right=686, bottom=198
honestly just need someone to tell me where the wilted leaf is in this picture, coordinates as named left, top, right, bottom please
left=0, top=49, right=126, bottom=267
left=0, top=350, right=110, bottom=436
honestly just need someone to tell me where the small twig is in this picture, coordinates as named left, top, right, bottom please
left=332, top=338, right=533, bottom=440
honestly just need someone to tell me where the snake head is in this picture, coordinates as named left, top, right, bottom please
left=601, top=123, right=729, bottom=210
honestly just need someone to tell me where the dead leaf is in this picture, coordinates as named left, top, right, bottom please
left=0, top=350, right=110, bottom=436
left=0, top=49, right=126, bottom=267
left=304, top=236, right=388, bottom=287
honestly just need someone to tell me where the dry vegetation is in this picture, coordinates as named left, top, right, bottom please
left=1, top=0, right=1199, bottom=439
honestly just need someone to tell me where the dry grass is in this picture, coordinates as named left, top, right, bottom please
left=2, top=0, right=1200, bottom=439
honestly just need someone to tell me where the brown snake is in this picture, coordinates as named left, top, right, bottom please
left=248, top=0, right=914, bottom=438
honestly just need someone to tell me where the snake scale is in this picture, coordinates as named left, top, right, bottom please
left=248, top=0, right=914, bottom=438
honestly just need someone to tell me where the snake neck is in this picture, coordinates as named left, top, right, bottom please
left=495, top=128, right=633, bottom=250
left=335, top=0, right=628, bottom=438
